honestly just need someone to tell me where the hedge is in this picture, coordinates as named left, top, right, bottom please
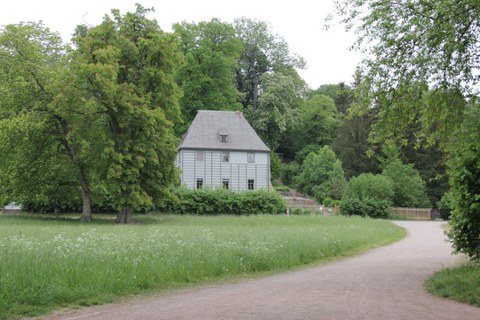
left=161, top=188, right=287, bottom=215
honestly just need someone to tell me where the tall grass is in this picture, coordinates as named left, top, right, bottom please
left=0, top=214, right=405, bottom=319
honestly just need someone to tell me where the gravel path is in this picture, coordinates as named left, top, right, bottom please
left=40, top=221, right=480, bottom=320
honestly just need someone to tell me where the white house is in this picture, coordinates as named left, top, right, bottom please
left=176, top=110, right=271, bottom=191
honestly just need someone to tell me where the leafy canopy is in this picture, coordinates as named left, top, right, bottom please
left=294, top=146, right=346, bottom=202
left=72, top=5, right=182, bottom=220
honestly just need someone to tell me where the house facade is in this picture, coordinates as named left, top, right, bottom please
left=177, top=110, right=271, bottom=191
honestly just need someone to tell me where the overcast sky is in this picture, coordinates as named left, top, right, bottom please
left=0, top=0, right=363, bottom=89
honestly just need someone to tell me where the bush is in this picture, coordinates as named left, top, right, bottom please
left=270, top=153, right=282, bottom=179
left=281, top=162, right=300, bottom=187
left=448, top=104, right=480, bottom=259
left=341, top=173, right=394, bottom=218
left=161, top=188, right=286, bottom=215
left=439, top=192, right=453, bottom=220
left=340, top=197, right=391, bottom=218
left=344, top=173, right=394, bottom=202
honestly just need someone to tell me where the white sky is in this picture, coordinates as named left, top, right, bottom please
left=0, top=0, right=363, bottom=90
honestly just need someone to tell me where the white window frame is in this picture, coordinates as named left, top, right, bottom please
left=247, top=152, right=255, bottom=163
left=222, top=179, right=229, bottom=189
left=248, top=179, right=255, bottom=190
left=196, top=178, right=203, bottom=189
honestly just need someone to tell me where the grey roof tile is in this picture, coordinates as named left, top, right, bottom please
left=178, top=110, right=270, bottom=152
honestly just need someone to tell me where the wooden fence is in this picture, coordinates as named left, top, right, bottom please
left=391, top=207, right=432, bottom=220
left=283, top=196, right=432, bottom=220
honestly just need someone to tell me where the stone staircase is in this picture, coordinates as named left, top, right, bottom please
left=278, top=189, right=339, bottom=216
left=279, top=189, right=321, bottom=212
left=284, top=196, right=320, bottom=211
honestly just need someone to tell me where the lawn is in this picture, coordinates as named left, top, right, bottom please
left=425, top=262, right=480, bottom=307
left=0, top=214, right=405, bottom=319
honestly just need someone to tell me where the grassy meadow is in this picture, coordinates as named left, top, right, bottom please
left=0, top=214, right=405, bottom=319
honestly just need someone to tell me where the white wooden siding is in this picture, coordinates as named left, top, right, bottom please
left=177, top=150, right=270, bottom=191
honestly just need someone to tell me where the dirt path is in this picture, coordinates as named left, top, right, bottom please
left=40, top=221, right=480, bottom=320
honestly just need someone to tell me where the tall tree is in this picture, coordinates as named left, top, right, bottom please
left=331, top=0, right=479, bottom=144
left=333, top=109, right=380, bottom=179
left=244, top=72, right=303, bottom=151
left=297, top=94, right=340, bottom=150
left=174, top=19, right=243, bottom=133
left=310, top=83, right=354, bottom=115
left=332, top=0, right=480, bottom=257
left=0, top=22, right=98, bottom=221
left=73, top=5, right=182, bottom=223
left=234, top=17, right=305, bottom=111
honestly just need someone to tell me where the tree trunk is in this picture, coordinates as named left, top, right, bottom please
left=56, top=117, right=93, bottom=222
left=115, top=207, right=132, bottom=224
left=252, top=70, right=259, bottom=111
left=79, top=174, right=92, bottom=222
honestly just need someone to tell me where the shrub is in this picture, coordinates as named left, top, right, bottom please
left=161, top=188, right=286, bottom=215
left=344, top=173, right=394, bottom=202
left=341, top=197, right=391, bottom=218
left=281, top=162, right=300, bottom=186
left=270, top=153, right=282, bottom=179
left=439, top=192, right=453, bottom=220
left=274, top=185, right=290, bottom=192
left=341, top=173, right=394, bottom=218
left=448, top=104, right=480, bottom=260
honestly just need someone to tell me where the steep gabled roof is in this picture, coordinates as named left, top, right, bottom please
left=178, top=110, right=270, bottom=152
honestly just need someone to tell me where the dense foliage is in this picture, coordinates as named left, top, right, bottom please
left=161, top=188, right=286, bottom=215
left=174, top=19, right=243, bottom=133
left=0, top=22, right=98, bottom=222
left=295, top=146, right=346, bottom=203
left=0, top=6, right=182, bottom=223
left=448, top=104, right=480, bottom=259
left=73, top=6, right=182, bottom=223
left=332, top=0, right=480, bottom=256
left=382, top=161, right=431, bottom=208
left=341, top=173, right=394, bottom=218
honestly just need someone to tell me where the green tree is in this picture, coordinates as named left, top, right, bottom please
left=296, top=94, right=340, bottom=151
left=309, top=83, right=354, bottom=114
left=332, top=0, right=480, bottom=256
left=234, top=17, right=305, bottom=111
left=294, top=146, right=346, bottom=202
left=331, top=0, right=477, bottom=145
left=174, top=19, right=243, bottom=133
left=73, top=5, right=182, bottom=223
left=245, top=72, right=303, bottom=150
left=333, top=109, right=380, bottom=179
left=332, top=0, right=479, bottom=95
left=447, top=103, right=480, bottom=259
left=0, top=22, right=99, bottom=221
left=333, top=82, right=355, bottom=114
left=382, top=161, right=431, bottom=208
